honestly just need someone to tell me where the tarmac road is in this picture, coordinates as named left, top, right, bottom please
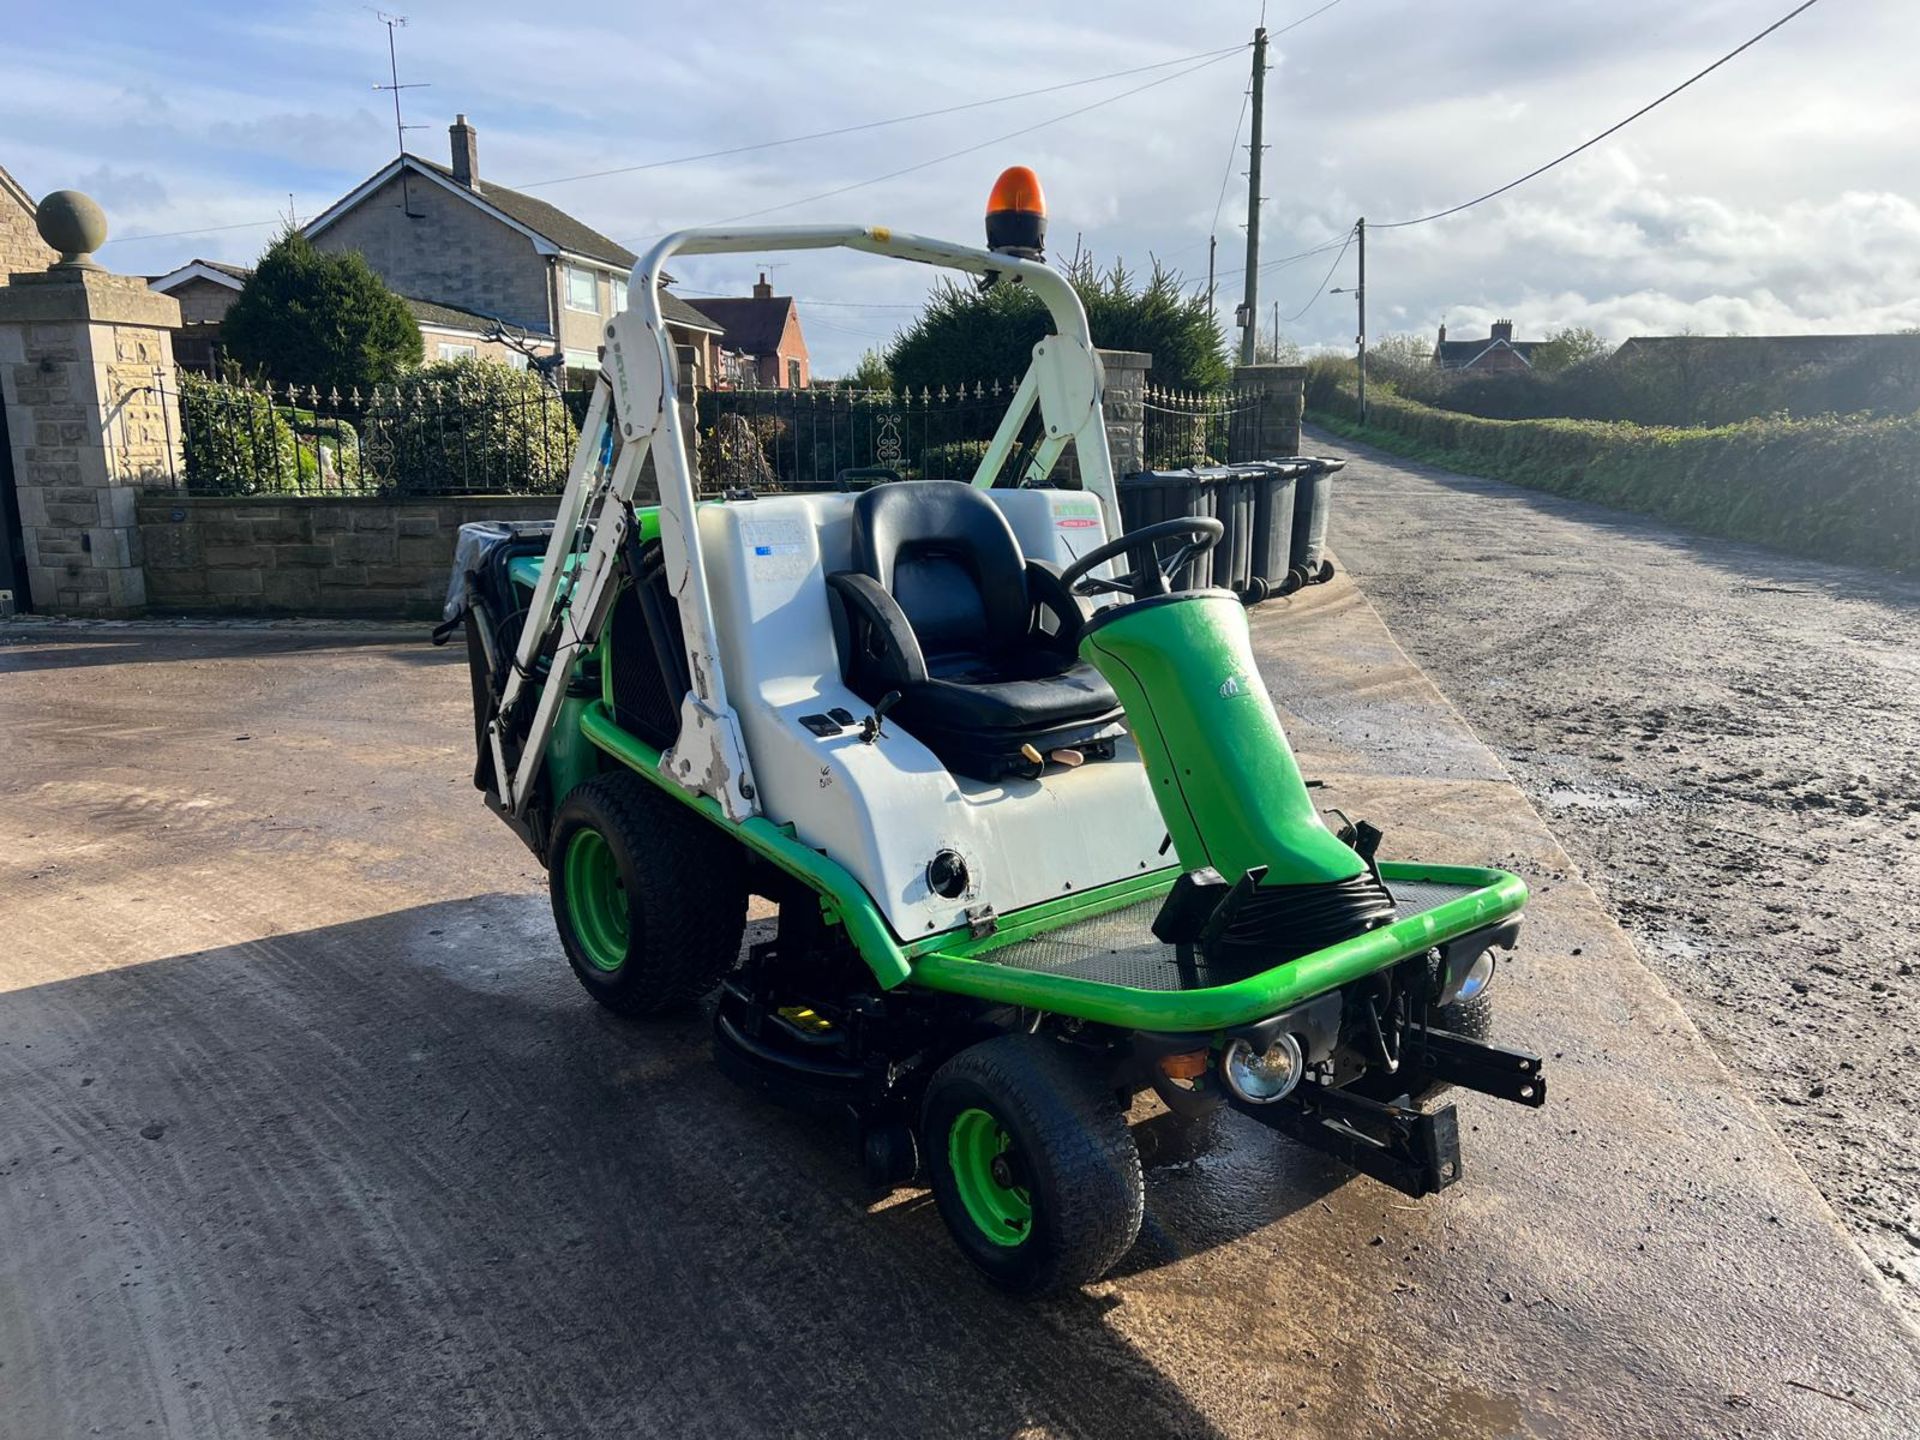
left=1319, top=425, right=1920, bottom=1320
left=2, top=600, right=1915, bottom=1439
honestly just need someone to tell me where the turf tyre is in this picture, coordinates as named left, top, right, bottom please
left=547, top=771, right=747, bottom=1017
left=922, top=1035, right=1143, bottom=1296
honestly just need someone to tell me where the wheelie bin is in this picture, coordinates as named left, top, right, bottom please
left=1117, top=469, right=1217, bottom=590
left=1288, top=456, right=1346, bottom=588
left=1247, top=460, right=1304, bottom=599
left=1208, top=465, right=1259, bottom=599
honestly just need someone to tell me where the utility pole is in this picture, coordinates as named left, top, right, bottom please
left=1206, top=234, right=1216, bottom=311
left=1237, top=25, right=1267, bottom=366
left=1355, top=216, right=1368, bottom=424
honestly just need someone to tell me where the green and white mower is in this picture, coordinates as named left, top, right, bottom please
left=451, top=170, right=1546, bottom=1295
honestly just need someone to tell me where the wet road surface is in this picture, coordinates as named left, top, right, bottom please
left=2, top=605, right=1915, bottom=1438
left=1320, top=425, right=1920, bottom=1321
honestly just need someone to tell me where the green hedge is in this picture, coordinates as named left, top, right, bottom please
left=178, top=373, right=357, bottom=495
left=1307, top=374, right=1918, bottom=572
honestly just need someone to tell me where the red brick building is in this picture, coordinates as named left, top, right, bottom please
left=695, top=274, right=811, bottom=389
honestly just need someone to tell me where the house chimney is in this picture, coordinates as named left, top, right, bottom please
left=450, top=114, right=480, bottom=192
left=1437, top=322, right=1447, bottom=346
left=752, top=271, right=772, bottom=300
left=1491, top=318, right=1514, bottom=342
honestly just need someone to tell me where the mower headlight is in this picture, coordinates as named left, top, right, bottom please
left=1221, top=1034, right=1303, bottom=1105
left=1439, top=947, right=1498, bottom=1008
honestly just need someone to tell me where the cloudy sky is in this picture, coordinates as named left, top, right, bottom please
left=3, top=0, right=1913, bottom=375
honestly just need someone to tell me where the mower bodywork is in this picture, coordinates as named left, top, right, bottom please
left=456, top=216, right=1544, bottom=1293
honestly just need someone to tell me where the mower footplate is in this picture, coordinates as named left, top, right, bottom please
left=1235, top=1086, right=1463, bottom=1198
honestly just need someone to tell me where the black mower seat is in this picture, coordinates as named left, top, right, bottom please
left=827, top=481, right=1126, bottom=781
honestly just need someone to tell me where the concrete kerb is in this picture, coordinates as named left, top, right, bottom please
left=1225, top=561, right=1919, bottom=1419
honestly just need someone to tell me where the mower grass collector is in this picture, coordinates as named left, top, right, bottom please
left=446, top=170, right=1547, bottom=1295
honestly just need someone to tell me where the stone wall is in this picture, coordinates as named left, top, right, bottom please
left=0, top=185, right=54, bottom=280
left=138, top=494, right=560, bottom=619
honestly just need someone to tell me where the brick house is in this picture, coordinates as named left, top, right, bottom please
left=147, top=258, right=556, bottom=375
left=299, top=115, right=723, bottom=382
left=1432, top=320, right=1543, bottom=373
left=0, top=163, right=55, bottom=281
left=692, top=273, right=811, bottom=389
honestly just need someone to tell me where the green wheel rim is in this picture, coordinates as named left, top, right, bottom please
left=564, top=828, right=629, bottom=972
left=947, top=1107, right=1032, bottom=1248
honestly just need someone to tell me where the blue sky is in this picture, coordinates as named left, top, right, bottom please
left=3, top=0, right=1915, bottom=375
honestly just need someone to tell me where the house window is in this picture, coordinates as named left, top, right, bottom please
left=438, top=342, right=478, bottom=361
left=505, top=351, right=529, bottom=371
left=565, top=266, right=599, bottom=312
left=787, top=358, right=802, bottom=389
left=612, top=278, right=628, bottom=312
left=564, top=347, right=600, bottom=371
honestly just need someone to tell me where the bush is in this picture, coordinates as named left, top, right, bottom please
left=917, top=438, right=993, bottom=480
left=1306, top=378, right=1919, bottom=572
left=222, top=229, right=422, bottom=393
left=361, top=359, right=578, bottom=494
left=177, top=373, right=346, bottom=495
left=888, top=255, right=1229, bottom=393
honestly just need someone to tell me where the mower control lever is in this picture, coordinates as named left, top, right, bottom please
left=1059, top=516, right=1224, bottom=602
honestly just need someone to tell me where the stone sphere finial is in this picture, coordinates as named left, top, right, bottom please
left=36, top=190, right=109, bottom=270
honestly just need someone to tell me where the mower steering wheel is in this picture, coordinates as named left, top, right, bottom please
left=1059, top=516, right=1224, bottom=602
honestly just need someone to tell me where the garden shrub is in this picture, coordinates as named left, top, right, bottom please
left=178, top=373, right=315, bottom=495
left=362, top=359, right=578, bottom=494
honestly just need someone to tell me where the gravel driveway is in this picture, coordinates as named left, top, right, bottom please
left=1320, top=426, right=1920, bottom=1316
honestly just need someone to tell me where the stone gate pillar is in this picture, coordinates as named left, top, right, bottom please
left=0, top=190, right=182, bottom=615
left=1098, top=349, right=1150, bottom=478
left=1232, top=363, right=1306, bottom=458
left=1049, top=347, right=1148, bottom=487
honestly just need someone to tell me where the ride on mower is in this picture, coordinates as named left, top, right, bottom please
left=448, top=168, right=1547, bottom=1294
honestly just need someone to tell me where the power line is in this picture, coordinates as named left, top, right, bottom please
left=675, top=286, right=922, bottom=311
left=1208, top=86, right=1250, bottom=245
left=1280, top=223, right=1355, bottom=322
left=1171, top=0, right=1348, bottom=287
left=512, top=43, right=1247, bottom=191
left=1209, top=231, right=1352, bottom=286
left=1374, top=0, right=1826, bottom=229
left=101, top=42, right=1248, bottom=251
left=666, top=46, right=1247, bottom=236
left=101, top=216, right=290, bottom=247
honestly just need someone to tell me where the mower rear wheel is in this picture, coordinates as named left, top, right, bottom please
left=548, top=771, right=747, bottom=1016
left=922, top=1035, right=1143, bottom=1296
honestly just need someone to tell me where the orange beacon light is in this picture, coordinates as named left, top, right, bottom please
left=985, top=166, right=1047, bottom=260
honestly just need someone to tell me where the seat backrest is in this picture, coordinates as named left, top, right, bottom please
left=851, top=481, right=1029, bottom=659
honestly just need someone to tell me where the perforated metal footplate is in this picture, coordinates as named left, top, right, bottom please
left=982, top=878, right=1479, bottom=991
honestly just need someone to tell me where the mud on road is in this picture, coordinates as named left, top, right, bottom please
left=1322, top=427, right=1920, bottom=1316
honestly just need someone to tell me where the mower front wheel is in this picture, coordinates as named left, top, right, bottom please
left=547, top=771, right=747, bottom=1017
left=922, top=1035, right=1143, bottom=1296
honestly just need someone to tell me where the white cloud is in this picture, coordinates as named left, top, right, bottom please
left=2, top=0, right=1912, bottom=372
